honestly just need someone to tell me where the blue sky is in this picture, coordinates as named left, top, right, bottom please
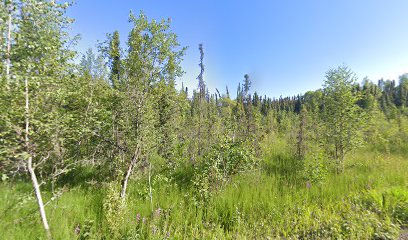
left=67, top=0, right=408, bottom=98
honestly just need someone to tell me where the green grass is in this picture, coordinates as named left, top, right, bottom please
left=1, top=150, right=407, bottom=239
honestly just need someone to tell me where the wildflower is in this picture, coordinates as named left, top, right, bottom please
left=151, top=226, right=158, bottom=234
left=135, top=213, right=141, bottom=223
left=155, top=207, right=162, bottom=218
left=74, top=223, right=80, bottom=235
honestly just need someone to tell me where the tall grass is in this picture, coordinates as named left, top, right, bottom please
left=1, top=148, right=407, bottom=239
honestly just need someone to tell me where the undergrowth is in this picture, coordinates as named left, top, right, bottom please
left=1, top=150, right=407, bottom=239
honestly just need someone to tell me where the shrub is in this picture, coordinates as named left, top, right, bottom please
left=193, top=139, right=256, bottom=203
left=103, top=183, right=125, bottom=239
left=302, top=151, right=329, bottom=183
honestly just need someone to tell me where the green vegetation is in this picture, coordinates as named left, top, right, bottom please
left=1, top=1, right=408, bottom=239
left=1, top=149, right=407, bottom=239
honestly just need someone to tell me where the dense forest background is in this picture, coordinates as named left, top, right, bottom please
left=1, top=1, right=408, bottom=239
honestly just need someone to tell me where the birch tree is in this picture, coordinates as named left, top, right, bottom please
left=106, top=12, right=186, bottom=199
left=1, top=0, right=77, bottom=237
left=322, top=66, right=364, bottom=172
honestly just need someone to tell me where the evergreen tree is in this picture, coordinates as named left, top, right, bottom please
left=107, top=31, right=122, bottom=89
left=197, top=43, right=205, bottom=100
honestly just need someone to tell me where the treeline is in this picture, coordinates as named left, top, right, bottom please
left=1, top=1, right=408, bottom=238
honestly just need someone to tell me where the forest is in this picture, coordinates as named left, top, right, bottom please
left=1, top=1, right=408, bottom=239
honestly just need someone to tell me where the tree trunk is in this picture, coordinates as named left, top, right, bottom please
left=120, top=146, right=140, bottom=199
left=27, top=156, right=52, bottom=239
left=25, top=77, right=51, bottom=239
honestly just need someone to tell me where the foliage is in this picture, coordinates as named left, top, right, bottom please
left=77, top=219, right=94, bottom=240
left=302, top=150, right=329, bottom=183
left=322, top=66, right=365, bottom=171
left=1, top=3, right=408, bottom=239
left=193, top=139, right=255, bottom=203
left=1, top=152, right=407, bottom=239
left=103, top=183, right=125, bottom=239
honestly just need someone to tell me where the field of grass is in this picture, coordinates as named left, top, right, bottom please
left=1, top=149, right=407, bottom=239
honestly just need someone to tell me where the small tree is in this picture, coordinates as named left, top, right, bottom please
left=322, top=66, right=364, bottom=172
left=107, top=30, right=122, bottom=89
left=115, top=12, right=186, bottom=200
left=0, top=1, right=78, bottom=238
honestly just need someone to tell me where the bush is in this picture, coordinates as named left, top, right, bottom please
left=302, top=151, right=329, bottom=183
left=103, top=183, right=125, bottom=239
left=193, top=139, right=256, bottom=203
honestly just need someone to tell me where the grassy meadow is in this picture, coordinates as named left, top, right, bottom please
left=1, top=144, right=407, bottom=239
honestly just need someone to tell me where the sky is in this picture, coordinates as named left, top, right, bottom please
left=67, top=0, right=408, bottom=98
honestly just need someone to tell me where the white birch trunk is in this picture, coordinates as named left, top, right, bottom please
left=120, top=159, right=134, bottom=199
left=120, top=146, right=140, bottom=199
left=25, top=77, right=51, bottom=239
